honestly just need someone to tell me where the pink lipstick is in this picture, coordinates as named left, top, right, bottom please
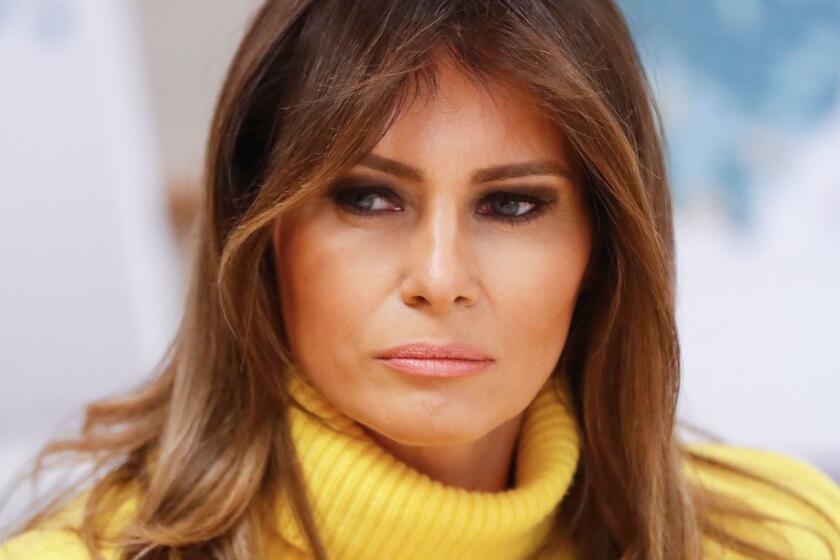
left=375, top=342, right=495, bottom=378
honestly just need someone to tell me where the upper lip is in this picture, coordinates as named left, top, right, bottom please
left=376, top=342, right=494, bottom=361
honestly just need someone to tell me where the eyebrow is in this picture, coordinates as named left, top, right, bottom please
left=356, top=153, right=573, bottom=184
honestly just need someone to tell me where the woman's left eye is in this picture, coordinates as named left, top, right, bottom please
left=330, top=183, right=551, bottom=225
left=475, top=192, right=548, bottom=224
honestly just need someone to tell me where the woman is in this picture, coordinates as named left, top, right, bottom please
left=2, top=1, right=839, bottom=558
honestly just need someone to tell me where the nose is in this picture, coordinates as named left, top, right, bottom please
left=399, top=200, right=481, bottom=314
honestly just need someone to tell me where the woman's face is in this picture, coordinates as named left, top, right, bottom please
left=272, top=59, right=593, bottom=447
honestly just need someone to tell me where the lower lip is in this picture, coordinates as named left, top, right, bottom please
left=376, top=357, right=494, bottom=377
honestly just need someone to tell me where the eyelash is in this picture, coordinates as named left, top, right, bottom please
left=330, top=184, right=555, bottom=225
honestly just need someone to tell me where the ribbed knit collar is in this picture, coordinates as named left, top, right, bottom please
left=274, top=367, right=582, bottom=559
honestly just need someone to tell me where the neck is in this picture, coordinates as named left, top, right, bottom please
left=361, top=412, right=525, bottom=492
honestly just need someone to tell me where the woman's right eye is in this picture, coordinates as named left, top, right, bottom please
left=331, top=185, right=403, bottom=216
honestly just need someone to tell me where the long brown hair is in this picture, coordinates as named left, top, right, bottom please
left=2, top=1, right=836, bottom=558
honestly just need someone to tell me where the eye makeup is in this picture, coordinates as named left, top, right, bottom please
left=327, top=176, right=560, bottom=226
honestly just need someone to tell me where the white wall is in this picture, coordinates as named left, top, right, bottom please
left=0, top=0, right=182, bottom=527
left=0, top=0, right=263, bottom=528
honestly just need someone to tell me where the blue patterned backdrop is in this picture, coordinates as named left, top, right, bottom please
left=618, top=0, right=840, bottom=228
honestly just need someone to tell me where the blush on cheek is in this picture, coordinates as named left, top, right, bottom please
left=499, top=254, right=584, bottom=357
left=287, top=236, right=391, bottom=357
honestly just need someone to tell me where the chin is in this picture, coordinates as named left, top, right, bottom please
left=364, top=415, right=489, bottom=448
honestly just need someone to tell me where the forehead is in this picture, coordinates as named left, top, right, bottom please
left=371, top=58, right=575, bottom=175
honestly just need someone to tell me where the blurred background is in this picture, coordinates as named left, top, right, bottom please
left=1, top=0, right=838, bottom=526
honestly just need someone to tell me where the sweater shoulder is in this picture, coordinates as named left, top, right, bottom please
left=684, top=441, right=840, bottom=558
left=0, top=486, right=137, bottom=560
left=0, top=528, right=99, bottom=560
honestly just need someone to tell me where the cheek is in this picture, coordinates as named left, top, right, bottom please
left=480, top=234, right=589, bottom=365
left=276, top=218, right=395, bottom=365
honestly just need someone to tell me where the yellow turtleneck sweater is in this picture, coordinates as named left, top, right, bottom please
left=2, top=371, right=839, bottom=559
left=269, top=368, right=582, bottom=559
